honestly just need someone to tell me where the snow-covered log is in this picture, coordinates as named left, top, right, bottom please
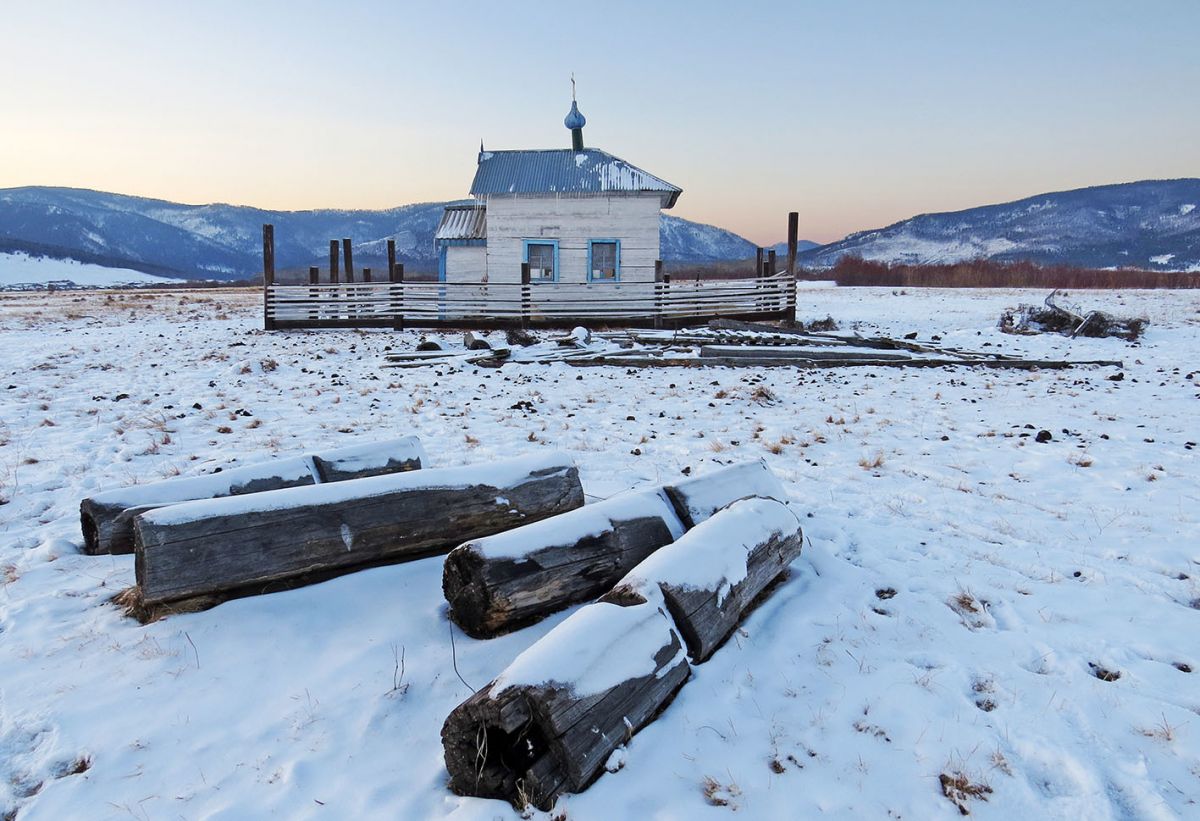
left=80, top=436, right=428, bottom=555
left=441, top=599, right=690, bottom=810
left=128, top=453, right=583, bottom=618
left=603, top=497, right=803, bottom=662
left=443, top=489, right=685, bottom=638
left=662, top=459, right=790, bottom=528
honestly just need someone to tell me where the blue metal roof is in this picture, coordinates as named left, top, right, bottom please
left=469, top=148, right=682, bottom=209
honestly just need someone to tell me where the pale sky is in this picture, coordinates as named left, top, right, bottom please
left=2, top=0, right=1197, bottom=244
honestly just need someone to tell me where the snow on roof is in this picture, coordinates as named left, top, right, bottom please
left=470, top=148, right=682, bottom=209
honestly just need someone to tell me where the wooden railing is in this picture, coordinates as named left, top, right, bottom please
left=264, top=275, right=797, bottom=330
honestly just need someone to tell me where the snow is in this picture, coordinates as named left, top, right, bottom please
left=0, top=252, right=179, bottom=288
left=665, top=459, right=790, bottom=526
left=466, top=487, right=684, bottom=561
left=84, top=435, right=427, bottom=511
left=1181, top=204, right=1195, bottom=215
left=619, top=497, right=801, bottom=605
left=1, top=286, right=1199, bottom=819
left=490, top=600, right=684, bottom=697
left=1150, top=254, right=1175, bottom=265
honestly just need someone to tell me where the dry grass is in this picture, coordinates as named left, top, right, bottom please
left=1138, top=714, right=1180, bottom=743
left=939, top=770, right=993, bottom=815
left=858, top=451, right=885, bottom=470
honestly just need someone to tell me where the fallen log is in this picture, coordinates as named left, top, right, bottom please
left=80, top=436, right=428, bottom=555
left=602, top=497, right=803, bottom=662
left=700, top=344, right=913, bottom=361
left=662, top=460, right=790, bottom=529
left=441, top=598, right=690, bottom=810
left=127, top=452, right=583, bottom=619
left=564, top=355, right=1124, bottom=370
left=443, top=489, right=686, bottom=638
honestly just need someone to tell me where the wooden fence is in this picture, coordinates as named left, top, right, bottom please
left=265, top=274, right=796, bottom=330
left=261, top=213, right=802, bottom=330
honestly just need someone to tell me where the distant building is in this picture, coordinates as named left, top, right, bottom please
left=435, top=98, right=681, bottom=288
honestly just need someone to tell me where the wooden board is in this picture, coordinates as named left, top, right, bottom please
left=131, top=454, right=583, bottom=616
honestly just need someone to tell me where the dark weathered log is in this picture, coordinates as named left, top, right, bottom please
left=603, top=497, right=803, bottom=662
left=442, top=599, right=690, bottom=810
left=564, top=355, right=1123, bottom=371
left=443, top=489, right=685, bottom=638
left=662, top=459, right=789, bottom=529
left=132, top=453, right=583, bottom=615
left=80, top=436, right=428, bottom=555
left=700, top=344, right=912, bottom=361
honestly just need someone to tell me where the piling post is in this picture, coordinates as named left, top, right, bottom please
left=520, top=262, right=531, bottom=330
left=262, top=224, right=275, bottom=330
left=390, top=261, right=404, bottom=331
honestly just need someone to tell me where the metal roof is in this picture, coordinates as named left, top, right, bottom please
left=469, top=148, right=682, bottom=209
left=435, top=204, right=487, bottom=241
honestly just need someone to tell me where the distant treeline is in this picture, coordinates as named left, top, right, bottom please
left=822, top=256, right=1200, bottom=289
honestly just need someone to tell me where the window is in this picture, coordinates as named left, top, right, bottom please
left=524, top=241, right=558, bottom=282
left=588, top=240, right=620, bottom=282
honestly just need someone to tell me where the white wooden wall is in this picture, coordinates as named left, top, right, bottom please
left=444, top=246, right=487, bottom=284
left=481, top=193, right=662, bottom=286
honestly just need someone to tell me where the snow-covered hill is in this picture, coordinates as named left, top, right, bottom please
left=800, top=179, right=1200, bottom=271
left=2, top=287, right=1197, bottom=819
left=0, top=188, right=769, bottom=280
left=0, top=252, right=180, bottom=289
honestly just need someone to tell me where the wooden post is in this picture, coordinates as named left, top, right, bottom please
left=308, top=266, right=319, bottom=320
left=387, top=239, right=397, bottom=280
left=654, top=259, right=665, bottom=329
left=363, top=267, right=372, bottom=283
left=766, top=249, right=778, bottom=314
left=342, top=239, right=354, bottom=320
left=755, top=246, right=764, bottom=280
left=786, top=212, right=799, bottom=326
left=520, top=262, right=531, bottom=330
left=786, top=211, right=799, bottom=277
left=391, top=262, right=404, bottom=331
left=329, top=240, right=340, bottom=284
left=262, top=224, right=275, bottom=330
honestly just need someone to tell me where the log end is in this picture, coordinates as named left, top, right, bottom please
left=79, top=500, right=104, bottom=555
left=443, top=545, right=509, bottom=639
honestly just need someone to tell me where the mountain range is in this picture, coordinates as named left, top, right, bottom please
left=0, top=187, right=763, bottom=281
left=798, top=179, right=1200, bottom=272
left=2, top=179, right=1198, bottom=283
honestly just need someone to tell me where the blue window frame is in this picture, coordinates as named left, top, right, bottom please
left=588, top=239, right=620, bottom=283
left=522, top=239, right=559, bottom=283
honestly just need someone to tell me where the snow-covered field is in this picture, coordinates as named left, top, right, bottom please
left=0, top=253, right=180, bottom=288
left=1, top=286, right=1197, bottom=820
